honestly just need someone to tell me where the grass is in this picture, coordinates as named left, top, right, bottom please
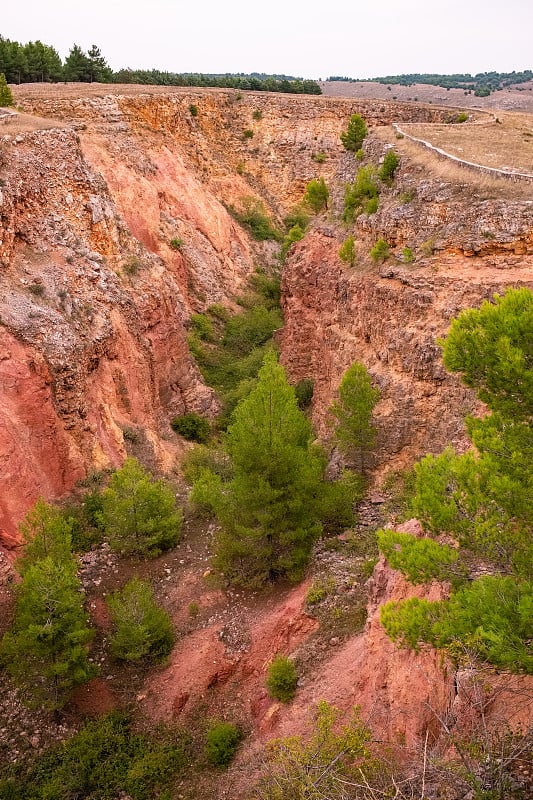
left=373, top=118, right=533, bottom=201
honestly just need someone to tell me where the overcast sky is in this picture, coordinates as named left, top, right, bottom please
left=3, top=1, right=532, bottom=79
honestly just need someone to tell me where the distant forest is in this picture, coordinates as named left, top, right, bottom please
left=328, top=70, right=533, bottom=96
left=0, top=37, right=322, bottom=95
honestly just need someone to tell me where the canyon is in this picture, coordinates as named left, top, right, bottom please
left=0, top=84, right=532, bottom=795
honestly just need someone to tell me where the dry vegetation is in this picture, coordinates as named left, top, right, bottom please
left=373, top=124, right=533, bottom=201
left=396, top=112, right=533, bottom=175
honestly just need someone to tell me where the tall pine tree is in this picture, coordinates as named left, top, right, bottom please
left=192, top=351, right=324, bottom=587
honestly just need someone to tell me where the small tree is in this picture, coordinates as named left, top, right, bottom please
left=0, top=557, right=95, bottom=711
left=338, top=235, right=356, bottom=267
left=378, top=149, right=400, bottom=185
left=17, top=498, right=73, bottom=572
left=303, top=177, right=329, bottom=213
left=0, top=73, right=14, bottom=107
left=107, top=576, right=174, bottom=662
left=340, top=113, right=368, bottom=152
left=369, top=238, right=390, bottom=263
left=330, top=362, right=380, bottom=472
left=100, top=458, right=182, bottom=556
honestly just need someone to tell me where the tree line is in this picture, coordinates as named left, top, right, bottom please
left=0, top=37, right=321, bottom=93
left=328, top=69, right=533, bottom=95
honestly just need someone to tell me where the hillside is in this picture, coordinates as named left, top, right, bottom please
left=0, top=83, right=532, bottom=798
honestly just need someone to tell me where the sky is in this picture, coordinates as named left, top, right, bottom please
left=3, top=0, right=532, bottom=79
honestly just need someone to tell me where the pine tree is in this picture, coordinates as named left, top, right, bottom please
left=63, top=44, right=91, bottom=82
left=0, top=556, right=95, bottom=710
left=340, top=113, right=368, bottom=152
left=379, top=288, right=533, bottom=674
left=0, top=72, right=13, bottom=107
left=107, top=576, right=174, bottom=662
left=100, top=458, right=182, bottom=556
left=330, top=362, right=380, bottom=472
left=192, top=351, right=324, bottom=587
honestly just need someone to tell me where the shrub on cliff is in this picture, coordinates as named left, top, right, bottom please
left=171, top=412, right=211, bottom=443
left=204, top=721, right=243, bottom=767
left=99, top=458, right=182, bottom=556
left=303, top=177, right=329, bottom=213
left=0, top=554, right=95, bottom=711
left=378, top=149, right=400, bottom=185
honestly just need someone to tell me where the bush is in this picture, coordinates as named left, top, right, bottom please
left=303, top=177, right=329, bottom=214
left=182, top=444, right=233, bottom=484
left=230, top=197, right=281, bottom=241
left=370, top=238, right=390, bottom=263
left=108, top=576, right=175, bottom=662
left=281, top=224, right=305, bottom=260
left=266, top=655, right=298, bottom=702
left=312, top=151, right=326, bottom=163
left=378, top=149, right=400, bottom=185
left=340, top=113, right=368, bottom=152
left=252, top=109, right=262, bottom=120
left=204, top=721, right=242, bottom=767
left=338, top=235, right=356, bottom=267
left=189, top=103, right=198, bottom=116
left=169, top=237, right=184, bottom=250
left=284, top=205, right=310, bottom=231
left=243, top=128, right=254, bottom=139
left=0, top=712, right=187, bottom=800
left=365, top=196, right=378, bottom=215
left=171, top=412, right=211, bottom=443
left=190, top=312, right=214, bottom=341
left=402, top=246, right=414, bottom=263
left=456, top=112, right=468, bottom=123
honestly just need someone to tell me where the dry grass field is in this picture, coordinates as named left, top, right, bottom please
left=397, top=112, right=533, bottom=175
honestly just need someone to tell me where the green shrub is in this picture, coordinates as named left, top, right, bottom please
left=365, top=196, right=379, bottom=215
left=402, top=246, right=414, bottom=263
left=281, top=224, right=305, bottom=260
left=456, top=112, right=468, bottom=123
left=123, top=255, right=142, bottom=276
left=378, top=149, right=400, bottom=185
left=284, top=205, right=310, bottom=231
left=295, top=378, right=314, bottom=409
left=399, top=189, right=415, bottom=204
left=317, top=470, right=364, bottom=533
left=303, top=177, right=329, bottom=214
left=204, top=721, right=242, bottom=767
left=340, top=113, right=368, bottom=152
left=355, top=147, right=364, bottom=160
left=190, top=312, right=214, bottom=341
left=243, top=128, right=254, bottom=139
left=370, top=238, right=390, bottom=263
left=0, top=712, right=187, bottom=800
left=182, top=444, right=233, bottom=484
left=338, top=235, right=356, bottom=267
left=171, top=412, right=211, bottom=443
left=170, top=237, right=184, bottom=250
left=252, top=109, right=263, bottom=120
left=312, top=151, right=326, bottom=163
left=189, top=103, right=198, bottom=116
left=306, top=576, right=335, bottom=605
left=230, top=197, right=281, bottom=241
left=108, top=576, right=174, bottom=662
left=266, top=655, right=298, bottom=702
left=343, top=166, right=379, bottom=223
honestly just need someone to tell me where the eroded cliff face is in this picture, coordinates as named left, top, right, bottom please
left=0, top=86, right=474, bottom=544
left=1, top=86, right=532, bottom=532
